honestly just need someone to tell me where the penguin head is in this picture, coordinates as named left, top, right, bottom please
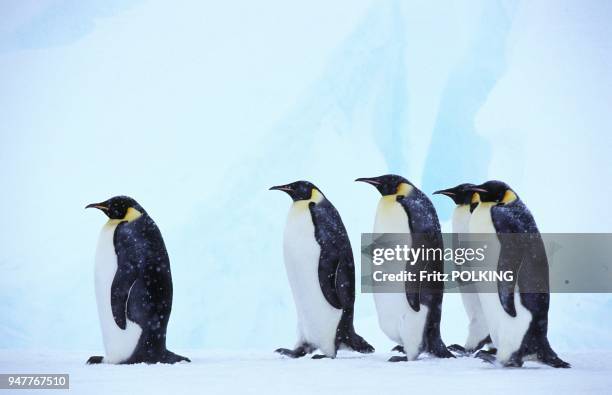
left=467, top=180, right=519, bottom=205
left=269, top=181, right=323, bottom=202
left=86, top=196, right=145, bottom=221
left=355, top=174, right=413, bottom=197
left=433, top=183, right=476, bottom=205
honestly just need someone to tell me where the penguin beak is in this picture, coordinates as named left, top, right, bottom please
left=269, top=185, right=293, bottom=192
left=85, top=202, right=109, bottom=211
left=433, top=188, right=456, bottom=197
left=355, top=177, right=381, bottom=186
left=465, top=187, right=488, bottom=193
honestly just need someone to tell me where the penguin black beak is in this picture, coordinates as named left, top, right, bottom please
left=355, top=177, right=381, bottom=186
left=465, top=187, right=488, bottom=194
left=85, top=202, right=108, bottom=211
left=269, top=185, right=293, bottom=192
left=433, top=188, right=456, bottom=197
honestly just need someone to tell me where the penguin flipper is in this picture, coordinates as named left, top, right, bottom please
left=112, top=222, right=140, bottom=329
left=496, top=234, right=524, bottom=317
left=316, top=251, right=343, bottom=309
left=110, top=272, right=137, bottom=330
left=334, top=257, right=356, bottom=308
left=404, top=262, right=421, bottom=312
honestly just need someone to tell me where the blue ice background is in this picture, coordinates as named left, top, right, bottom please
left=0, top=0, right=611, bottom=352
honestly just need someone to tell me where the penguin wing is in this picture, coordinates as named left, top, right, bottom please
left=398, top=193, right=443, bottom=312
left=495, top=233, right=522, bottom=317
left=111, top=222, right=140, bottom=330
left=310, top=201, right=355, bottom=310
left=491, top=202, right=533, bottom=317
left=493, top=202, right=550, bottom=316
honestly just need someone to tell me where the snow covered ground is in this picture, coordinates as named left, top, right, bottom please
left=1, top=350, right=610, bottom=394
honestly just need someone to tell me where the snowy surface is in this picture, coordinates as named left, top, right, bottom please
left=1, top=350, right=610, bottom=395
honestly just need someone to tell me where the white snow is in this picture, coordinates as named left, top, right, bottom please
left=1, top=350, right=610, bottom=395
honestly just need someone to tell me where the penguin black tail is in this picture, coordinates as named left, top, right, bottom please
left=160, top=350, right=191, bottom=364
left=535, top=338, right=570, bottom=368
left=426, top=336, right=455, bottom=359
left=344, top=328, right=375, bottom=354
left=336, top=309, right=374, bottom=354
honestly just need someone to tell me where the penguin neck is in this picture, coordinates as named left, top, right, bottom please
left=290, top=189, right=325, bottom=213
left=105, top=207, right=144, bottom=226
left=374, top=186, right=413, bottom=233
left=452, top=204, right=471, bottom=233
left=378, top=183, right=414, bottom=207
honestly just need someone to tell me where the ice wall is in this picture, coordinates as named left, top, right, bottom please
left=0, top=0, right=610, bottom=352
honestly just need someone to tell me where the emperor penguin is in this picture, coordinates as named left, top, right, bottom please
left=434, top=184, right=493, bottom=354
left=466, top=181, right=570, bottom=368
left=356, top=175, right=454, bottom=362
left=85, top=196, right=190, bottom=364
left=270, top=181, right=374, bottom=359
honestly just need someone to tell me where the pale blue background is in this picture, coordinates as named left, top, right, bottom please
left=1, top=0, right=611, bottom=352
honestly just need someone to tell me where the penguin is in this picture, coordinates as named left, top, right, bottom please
left=270, top=181, right=374, bottom=359
left=433, top=184, right=493, bottom=355
left=356, top=175, right=454, bottom=362
left=466, top=181, right=570, bottom=368
left=85, top=196, right=190, bottom=364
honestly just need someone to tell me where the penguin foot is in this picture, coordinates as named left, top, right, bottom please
left=475, top=350, right=496, bottom=364
left=430, top=346, right=455, bottom=359
left=388, top=356, right=408, bottom=363
left=427, top=338, right=456, bottom=358
left=391, top=345, right=405, bottom=353
left=275, top=347, right=307, bottom=359
left=503, top=358, right=524, bottom=368
left=478, top=348, right=497, bottom=356
left=447, top=344, right=466, bottom=354
left=86, top=356, right=104, bottom=364
left=475, top=335, right=493, bottom=351
left=311, top=354, right=328, bottom=359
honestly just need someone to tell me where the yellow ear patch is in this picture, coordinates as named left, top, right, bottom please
left=292, top=188, right=324, bottom=212
left=124, top=207, right=143, bottom=222
left=396, top=182, right=413, bottom=197
left=471, top=192, right=481, bottom=204
left=502, top=189, right=517, bottom=204
left=310, top=188, right=324, bottom=204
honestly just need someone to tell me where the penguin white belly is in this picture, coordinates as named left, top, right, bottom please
left=283, top=204, right=342, bottom=356
left=94, top=222, right=142, bottom=364
left=469, top=203, right=531, bottom=363
left=453, top=205, right=490, bottom=350
left=373, top=198, right=429, bottom=359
